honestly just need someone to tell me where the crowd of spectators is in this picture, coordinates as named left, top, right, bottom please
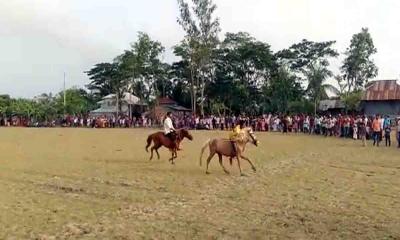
left=1, top=113, right=399, bottom=148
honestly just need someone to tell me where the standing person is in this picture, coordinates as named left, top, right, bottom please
left=315, top=116, right=321, bottom=135
left=282, top=115, right=288, bottom=133
left=344, top=116, right=350, bottom=138
left=397, top=117, right=400, bottom=148
left=380, top=115, right=385, bottom=143
left=164, top=112, right=178, bottom=149
left=372, top=115, right=382, bottom=147
left=353, top=121, right=358, bottom=140
left=359, top=116, right=367, bottom=147
left=384, top=124, right=391, bottom=147
left=303, top=116, right=310, bottom=134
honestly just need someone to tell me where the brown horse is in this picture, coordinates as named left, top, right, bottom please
left=145, top=128, right=193, bottom=164
left=199, top=127, right=258, bottom=176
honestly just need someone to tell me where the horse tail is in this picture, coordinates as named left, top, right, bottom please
left=199, top=139, right=211, bottom=166
left=145, top=134, right=153, bottom=152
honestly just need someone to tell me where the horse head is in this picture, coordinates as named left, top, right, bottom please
left=243, top=127, right=258, bottom=146
left=179, top=128, right=193, bottom=141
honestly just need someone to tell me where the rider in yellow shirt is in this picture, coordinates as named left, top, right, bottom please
left=229, top=124, right=242, bottom=140
left=229, top=120, right=245, bottom=162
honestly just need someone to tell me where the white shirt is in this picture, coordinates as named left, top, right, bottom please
left=397, top=119, right=400, bottom=132
left=164, top=117, right=175, bottom=134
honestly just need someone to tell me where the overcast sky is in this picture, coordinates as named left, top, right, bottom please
left=1, top=0, right=399, bottom=98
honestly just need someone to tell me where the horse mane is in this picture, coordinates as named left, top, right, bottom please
left=241, top=127, right=253, bottom=134
left=176, top=128, right=185, bottom=139
left=176, top=128, right=192, bottom=141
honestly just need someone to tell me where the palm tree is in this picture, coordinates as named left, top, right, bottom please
left=306, top=63, right=339, bottom=115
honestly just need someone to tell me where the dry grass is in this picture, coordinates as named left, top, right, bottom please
left=0, top=128, right=399, bottom=239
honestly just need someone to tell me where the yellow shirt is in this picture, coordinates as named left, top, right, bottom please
left=229, top=125, right=241, bottom=140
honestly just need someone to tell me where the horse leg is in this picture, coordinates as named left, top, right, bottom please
left=229, top=141, right=237, bottom=166
left=236, top=155, right=244, bottom=176
left=177, top=140, right=182, bottom=151
left=205, top=152, right=216, bottom=174
left=218, top=153, right=229, bottom=174
left=155, top=147, right=160, bottom=160
left=240, top=155, right=257, bottom=172
left=151, top=142, right=161, bottom=161
left=170, top=150, right=177, bottom=165
left=172, top=150, right=178, bottom=164
left=149, top=146, right=155, bottom=161
left=169, top=150, right=174, bottom=164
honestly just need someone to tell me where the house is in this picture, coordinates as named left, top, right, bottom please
left=361, top=80, right=400, bottom=117
left=90, top=92, right=147, bottom=118
left=318, top=99, right=345, bottom=115
left=147, top=97, right=191, bottom=123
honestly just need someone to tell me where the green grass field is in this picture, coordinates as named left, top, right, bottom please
left=0, top=128, right=399, bottom=239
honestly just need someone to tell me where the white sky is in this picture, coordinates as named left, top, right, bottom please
left=1, top=0, right=399, bottom=98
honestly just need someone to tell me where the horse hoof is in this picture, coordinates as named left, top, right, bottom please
left=206, top=171, right=210, bottom=175
left=240, top=173, right=247, bottom=177
left=224, top=171, right=230, bottom=175
left=252, top=167, right=257, bottom=172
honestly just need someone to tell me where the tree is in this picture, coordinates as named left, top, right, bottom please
left=154, top=63, right=174, bottom=98
left=0, top=95, right=11, bottom=117
left=173, top=40, right=199, bottom=112
left=287, top=100, right=314, bottom=114
left=119, top=32, right=166, bottom=102
left=86, top=62, right=127, bottom=114
left=341, top=90, right=362, bottom=112
left=208, top=32, right=275, bottom=114
left=55, top=87, right=95, bottom=115
left=170, top=60, right=192, bottom=108
left=9, top=99, right=35, bottom=118
left=276, top=39, right=338, bottom=75
left=86, top=63, right=119, bottom=98
left=305, top=63, right=339, bottom=115
left=334, top=75, right=347, bottom=95
left=33, top=93, right=57, bottom=120
left=341, top=28, right=378, bottom=92
left=263, top=66, right=304, bottom=113
left=177, top=0, right=220, bottom=115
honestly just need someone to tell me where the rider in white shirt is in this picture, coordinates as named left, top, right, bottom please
left=164, top=112, right=178, bottom=148
left=164, top=112, right=175, bottom=134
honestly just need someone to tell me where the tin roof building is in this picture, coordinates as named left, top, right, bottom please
left=361, top=80, right=400, bottom=117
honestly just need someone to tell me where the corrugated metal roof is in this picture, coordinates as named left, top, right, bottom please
left=158, top=97, right=177, bottom=105
left=363, top=80, right=400, bottom=101
left=169, top=105, right=192, bottom=112
left=101, top=93, right=141, bottom=104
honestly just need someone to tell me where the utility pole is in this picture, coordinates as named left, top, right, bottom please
left=63, top=72, right=66, bottom=114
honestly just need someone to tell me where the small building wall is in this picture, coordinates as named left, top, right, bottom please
left=362, top=100, right=400, bottom=117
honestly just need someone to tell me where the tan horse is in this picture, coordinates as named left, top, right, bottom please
left=199, top=127, right=258, bottom=176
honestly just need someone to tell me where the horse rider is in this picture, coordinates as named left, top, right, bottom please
left=229, top=119, right=245, bottom=160
left=164, top=112, right=179, bottom=149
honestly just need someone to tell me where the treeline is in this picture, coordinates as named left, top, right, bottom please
left=1, top=0, right=378, bottom=119
left=0, top=88, right=97, bottom=120
left=86, top=0, right=377, bottom=116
